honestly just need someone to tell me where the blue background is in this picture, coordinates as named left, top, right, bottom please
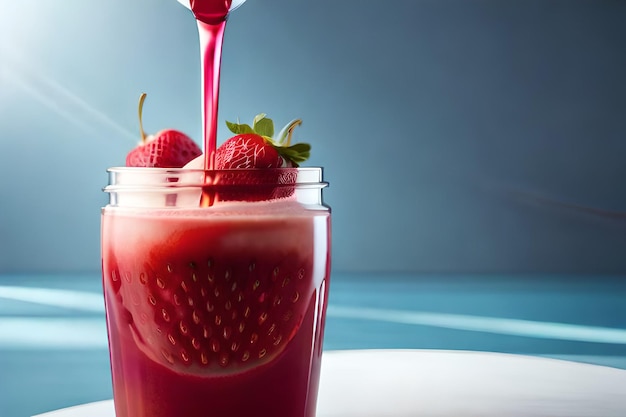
left=1, top=0, right=625, bottom=275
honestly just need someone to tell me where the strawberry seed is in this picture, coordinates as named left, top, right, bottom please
left=192, top=337, right=201, bottom=350
left=219, top=353, right=229, bottom=367
left=203, top=325, right=212, bottom=338
left=223, top=326, right=232, bottom=340
left=161, top=308, right=170, bottom=322
left=179, top=320, right=188, bottom=335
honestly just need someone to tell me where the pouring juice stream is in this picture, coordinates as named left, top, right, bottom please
left=189, top=0, right=229, bottom=206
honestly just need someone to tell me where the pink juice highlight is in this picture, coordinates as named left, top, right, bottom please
left=102, top=204, right=331, bottom=417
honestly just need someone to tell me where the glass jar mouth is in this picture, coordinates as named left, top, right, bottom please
left=104, top=167, right=328, bottom=208
left=104, top=167, right=326, bottom=189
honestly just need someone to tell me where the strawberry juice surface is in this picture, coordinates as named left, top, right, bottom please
left=102, top=200, right=330, bottom=417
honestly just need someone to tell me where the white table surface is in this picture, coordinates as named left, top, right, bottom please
left=33, top=349, right=626, bottom=417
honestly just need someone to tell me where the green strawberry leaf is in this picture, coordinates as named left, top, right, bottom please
left=253, top=114, right=274, bottom=138
left=276, top=143, right=311, bottom=166
left=226, top=120, right=254, bottom=135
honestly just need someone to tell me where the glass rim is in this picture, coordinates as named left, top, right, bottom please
left=104, top=166, right=328, bottom=193
left=105, top=166, right=324, bottom=174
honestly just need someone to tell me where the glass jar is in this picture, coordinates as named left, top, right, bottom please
left=102, top=167, right=330, bottom=417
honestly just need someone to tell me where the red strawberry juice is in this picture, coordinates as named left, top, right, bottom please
left=102, top=196, right=330, bottom=417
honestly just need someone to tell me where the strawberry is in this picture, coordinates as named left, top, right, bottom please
left=105, top=220, right=315, bottom=376
left=211, top=114, right=310, bottom=202
left=126, top=93, right=202, bottom=168
left=216, top=114, right=310, bottom=169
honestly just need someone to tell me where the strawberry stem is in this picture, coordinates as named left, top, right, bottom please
left=138, top=93, right=148, bottom=143
left=285, top=119, right=302, bottom=146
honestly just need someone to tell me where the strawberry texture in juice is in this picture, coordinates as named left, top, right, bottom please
left=102, top=205, right=330, bottom=417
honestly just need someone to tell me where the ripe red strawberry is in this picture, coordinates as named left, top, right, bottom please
left=216, top=114, right=310, bottom=169
left=126, top=93, right=201, bottom=168
left=105, top=224, right=315, bottom=376
left=212, top=114, right=311, bottom=201
left=216, top=134, right=288, bottom=169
